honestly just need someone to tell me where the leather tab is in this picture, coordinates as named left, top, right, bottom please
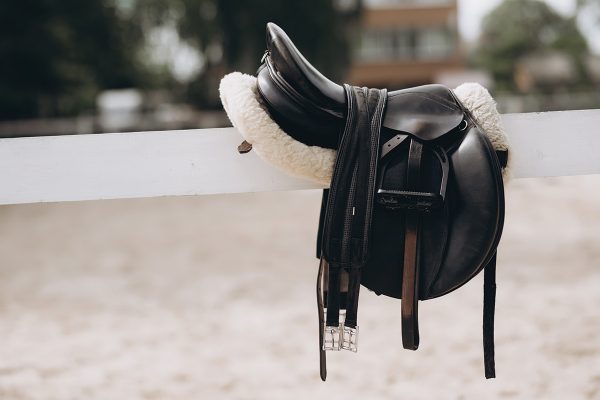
left=381, top=134, right=408, bottom=158
left=237, top=140, right=253, bottom=154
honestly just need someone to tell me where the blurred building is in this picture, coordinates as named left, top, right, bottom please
left=349, top=0, right=463, bottom=89
left=514, top=51, right=578, bottom=93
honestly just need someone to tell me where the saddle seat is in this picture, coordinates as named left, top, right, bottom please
left=258, top=23, right=466, bottom=148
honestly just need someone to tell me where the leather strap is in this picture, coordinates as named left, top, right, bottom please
left=483, top=252, right=497, bottom=378
left=344, top=268, right=361, bottom=329
left=317, top=257, right=327, bottom=381
left=316, top=189, right=329, bottom=259
left=401, top=139, right=423, bottom=350
left=325, top=264, right=342, bottom=327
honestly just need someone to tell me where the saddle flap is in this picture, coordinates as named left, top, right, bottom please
left=360, top=125, right=504, bottom=300
left=383, top=85, right=466, bottom=141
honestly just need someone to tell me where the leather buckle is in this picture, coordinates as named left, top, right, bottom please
left=322, top=325, right=342, bottom=351
left=340, top=325, right=359, bottom=352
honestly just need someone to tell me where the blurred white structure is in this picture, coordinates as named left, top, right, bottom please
left=97, top=89, right=143, bottom=132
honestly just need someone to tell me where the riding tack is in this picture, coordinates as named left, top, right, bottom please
left=219, top=23, right=510, bottom=381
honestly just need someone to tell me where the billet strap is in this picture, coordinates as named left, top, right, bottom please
left=483, top=252, right=497, bottom=378
left=401, top=139, right=423, bottom=350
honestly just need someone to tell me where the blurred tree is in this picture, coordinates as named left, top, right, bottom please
left=134, top=0, right=361, bottom=107
left=0, top=0, right=146, bottom=120
left=0, top=0, right=360, bottom=119
left=475, top=0, right=589, bottom=91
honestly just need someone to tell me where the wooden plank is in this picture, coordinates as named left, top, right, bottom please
left=1, top=109, right=600, bottom=205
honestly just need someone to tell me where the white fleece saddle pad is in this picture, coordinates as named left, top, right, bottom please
left=219, top=72, right=511, bottom=185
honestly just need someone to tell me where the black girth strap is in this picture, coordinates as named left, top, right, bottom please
left=483, top=252, right=497, bottom=378
left=319, top=85, right=387, bottom=368
left=401, top=139, right=423, bottom=350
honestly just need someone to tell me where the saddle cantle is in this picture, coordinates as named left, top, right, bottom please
left=220, top=23, right=508, bottom=382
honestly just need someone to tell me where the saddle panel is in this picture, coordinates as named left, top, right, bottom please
left=359, top=125, right=504, bottom=300
left=427, top=125, right=505, bottom=298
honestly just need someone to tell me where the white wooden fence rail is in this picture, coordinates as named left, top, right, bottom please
left=1, top=109, right=600, bottom=205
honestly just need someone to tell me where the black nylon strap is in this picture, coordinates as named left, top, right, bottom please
left=322, top=86, right=387, bottom=330
left=323, top=87, right=357, bottom=329
left=483, top=252, right=497, bottom=378
left=344, top=268, right=361, bottom=329
left=325, top=264, right=341, bottom=327
left=345, top=86, right=387, bottom=329
left=321, top=85, right=387, bottom=266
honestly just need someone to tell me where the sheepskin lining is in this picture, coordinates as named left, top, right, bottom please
left=219, top=72, right=511, bottom=184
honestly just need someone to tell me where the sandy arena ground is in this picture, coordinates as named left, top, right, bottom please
left=0, top=176, right=599, bottom=399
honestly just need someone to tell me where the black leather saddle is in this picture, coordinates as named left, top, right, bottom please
left=255, top=23, right=505, bottom=381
